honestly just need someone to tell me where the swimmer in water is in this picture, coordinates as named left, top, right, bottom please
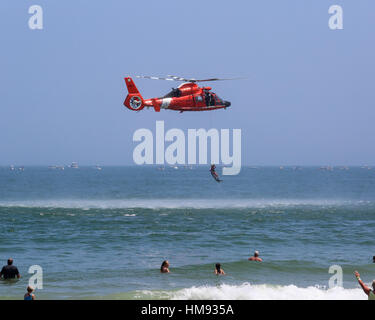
left=0, top=258, right=21, bottom=280
left=160, top=260, right=170, bottom=273
left=24, top=286, right=35, bottom=300
left=248, top=250, right=262, bottom=262
left=214, top=263, right=225, bottom=275
left=354, top=271, right=375, bottom=300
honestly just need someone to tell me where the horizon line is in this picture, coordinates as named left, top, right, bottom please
left=1, top=164, right=374, bottom=167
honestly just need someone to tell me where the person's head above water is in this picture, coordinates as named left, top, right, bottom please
left=160, top=260, right=170, bottom=272
left=27, top=286, right=34, bottom=293
left=248, top=250, right=262, bottom=262
left=7, top=258, right=13, bottom=265
left=215, top=263, right=221, bottom=271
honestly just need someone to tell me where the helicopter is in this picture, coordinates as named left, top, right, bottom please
left=123, top=75, right=237, bottom=112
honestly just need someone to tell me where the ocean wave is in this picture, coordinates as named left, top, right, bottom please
left=136, top=283, right=364, bottom=300
left=0, top=199, right=371, bottom=210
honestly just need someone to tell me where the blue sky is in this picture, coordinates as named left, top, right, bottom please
left=0, top=0, right=374, bottom=165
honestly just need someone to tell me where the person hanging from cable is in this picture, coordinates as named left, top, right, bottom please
left=210, top=164, right=222, bottom=183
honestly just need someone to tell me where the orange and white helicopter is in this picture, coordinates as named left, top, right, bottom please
left=123, top=75, right=237, bottom=113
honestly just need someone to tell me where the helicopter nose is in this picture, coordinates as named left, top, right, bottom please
left=224, top=101, right=231, bottom=107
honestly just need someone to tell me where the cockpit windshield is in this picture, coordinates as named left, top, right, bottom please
left=215, top=95, right=224, bottom=105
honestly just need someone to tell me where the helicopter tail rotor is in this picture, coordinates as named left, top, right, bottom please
left=124, top=77, right=145, bottom=111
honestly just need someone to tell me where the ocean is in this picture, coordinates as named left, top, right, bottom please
left=0, top=166, right=374, bottom=300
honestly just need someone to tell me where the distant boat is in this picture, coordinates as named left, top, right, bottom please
left=95, top=165, right=102, bottom=170
left=320, top=166, right=333, bottom=171
left=9, top=165, right=15, bottom=171
left=49, top=165, right=65, bottom=170
left=361, top=165, right=371, bottom=169
left=339, top=166, right=349, bottom=170
left=69, top=162, right=79, bottom=169
left=18, top=166, right=24, bottom=171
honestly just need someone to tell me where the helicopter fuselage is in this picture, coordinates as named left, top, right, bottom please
left=124, top=78, right=231, bottom=112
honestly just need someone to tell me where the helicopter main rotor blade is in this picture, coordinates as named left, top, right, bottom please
left=136, top=75, right=245, bottom=83
left=166, top=75, right=246, bottom=82
left=190, top=77, right=246, bottom=82
left=136, top=75, right=175, bottom=81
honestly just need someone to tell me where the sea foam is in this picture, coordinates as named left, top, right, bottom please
left=0, top=199, right=369, bottom=210
left=167, top=283, right=364, bottom=300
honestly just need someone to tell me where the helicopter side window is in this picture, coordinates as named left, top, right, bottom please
left=204, top=91, right=211, bottom=106
left=208, top=93, right=215, bottom=106
left=203, top=91, right=215, bottom=106
left=195, top=95, right=203, bottom=103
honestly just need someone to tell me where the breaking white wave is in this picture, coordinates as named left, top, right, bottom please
left=164, top=283, right=364, bottom=300
left=0, top=199, right=369, bottom=210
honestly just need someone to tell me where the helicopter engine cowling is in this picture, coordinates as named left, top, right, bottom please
left=177, top=82, right=200, bottom=96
